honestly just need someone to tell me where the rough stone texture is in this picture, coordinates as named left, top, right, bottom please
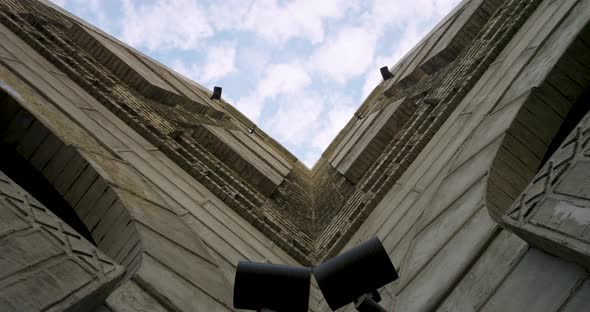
left=503, top=104, right=590, bottom=270
left=0, top=12, right=234, bottom=309
left=383, top=0, right=504, bottom=97
left=329, top=97, right=416, bottom=183
left=189, top=124, right=291, bottom=196
left=0, top=0, right=589, bottom=311
left=479, top=248, right=587, bottom=312
left=2, top=0, right=536, bottom=265
left=0, top=169, right=125, bottom=311
left=0, top=74, right=143, bottom=279
left=330, top=0, right=590, bottom=310
left=559, top=277, right=590, bottom=312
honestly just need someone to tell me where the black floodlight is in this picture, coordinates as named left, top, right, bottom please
left=234, top=261, right=312, bottom=312
left=313, top=237, right=398, bottom=311
left=380, top=66, right=394, bottom=80
left=211, top=86, right=222, bottom=100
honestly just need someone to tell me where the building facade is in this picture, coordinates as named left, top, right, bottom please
left=0, top=0, right=589, bottom=310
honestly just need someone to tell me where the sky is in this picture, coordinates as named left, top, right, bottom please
left=49, top=0, right=461, bottom=167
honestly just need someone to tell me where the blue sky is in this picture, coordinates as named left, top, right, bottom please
left=50, top=0, right=460, bottom=167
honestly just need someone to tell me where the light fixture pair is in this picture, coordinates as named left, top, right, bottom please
left=233, top=237, right=398, bottom=312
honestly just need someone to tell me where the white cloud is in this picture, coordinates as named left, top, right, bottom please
left=311, top=26, right=379, bottom=84
left=206, top=0, right=360, bottom=44
left=263, top=94, right=324, bottom=146
left=120, top=0, right=213, bottom=51
left=236, top=62, right=312, bottom=121
left=241, top=0, right=359, bottom=44
left=234, top=93, right=267, bottom=123
left=200, top=42, right=238, bottom=82
left=240, top=45, right=273, bottom=78
left=170, top=42, right=237, bottom=83
left=206, top=0, right=251, bottom=32
left=259, top=92, right=355, bottom=167
left=311, top=95, right=357, bottom=150
left=258, top=63, right=311, bottom=98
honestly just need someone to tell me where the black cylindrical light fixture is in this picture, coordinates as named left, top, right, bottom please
left=234, top=261, right=312, bottom=312
left=313, top=237, right=398, bottom=311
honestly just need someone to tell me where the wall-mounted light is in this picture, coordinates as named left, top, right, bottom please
left=233, top=262, right=312, bottom=312
left=211, top=86, right=222, bottom=100
left=313, top=237, right=398, bottom=311
left=380, top=66, right=394, bottom=81
left=232, top=238, right=396, bottom=312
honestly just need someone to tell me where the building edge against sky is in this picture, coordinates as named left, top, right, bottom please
left=0, top=0, right=590, bottom=311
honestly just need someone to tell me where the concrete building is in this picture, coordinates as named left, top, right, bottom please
left=0, top=0, right=589, bottom=310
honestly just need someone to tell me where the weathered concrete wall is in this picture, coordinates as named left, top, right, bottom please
left=332, top=0, right=590, bottom=310
left=0, top=5, right=323, bottom=310
left=476, top=248, right=587, bottom=312
left=0, top=169, right=124, bottom=311
left=312, top=0, right=535, bottom=260
left=1, top=0, right=589, bottom=310
left=0, top=87, right=144, bottom=281
left=503, top=101, right=590, bottom=270
left=0, top=2, right=325, bottom=310
left=0, top=24, right=236, bottom=311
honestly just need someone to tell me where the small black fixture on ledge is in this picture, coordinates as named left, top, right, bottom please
left=380, top=66, right=394, bottom=81
left=211, top=86, right=222, bottom=100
